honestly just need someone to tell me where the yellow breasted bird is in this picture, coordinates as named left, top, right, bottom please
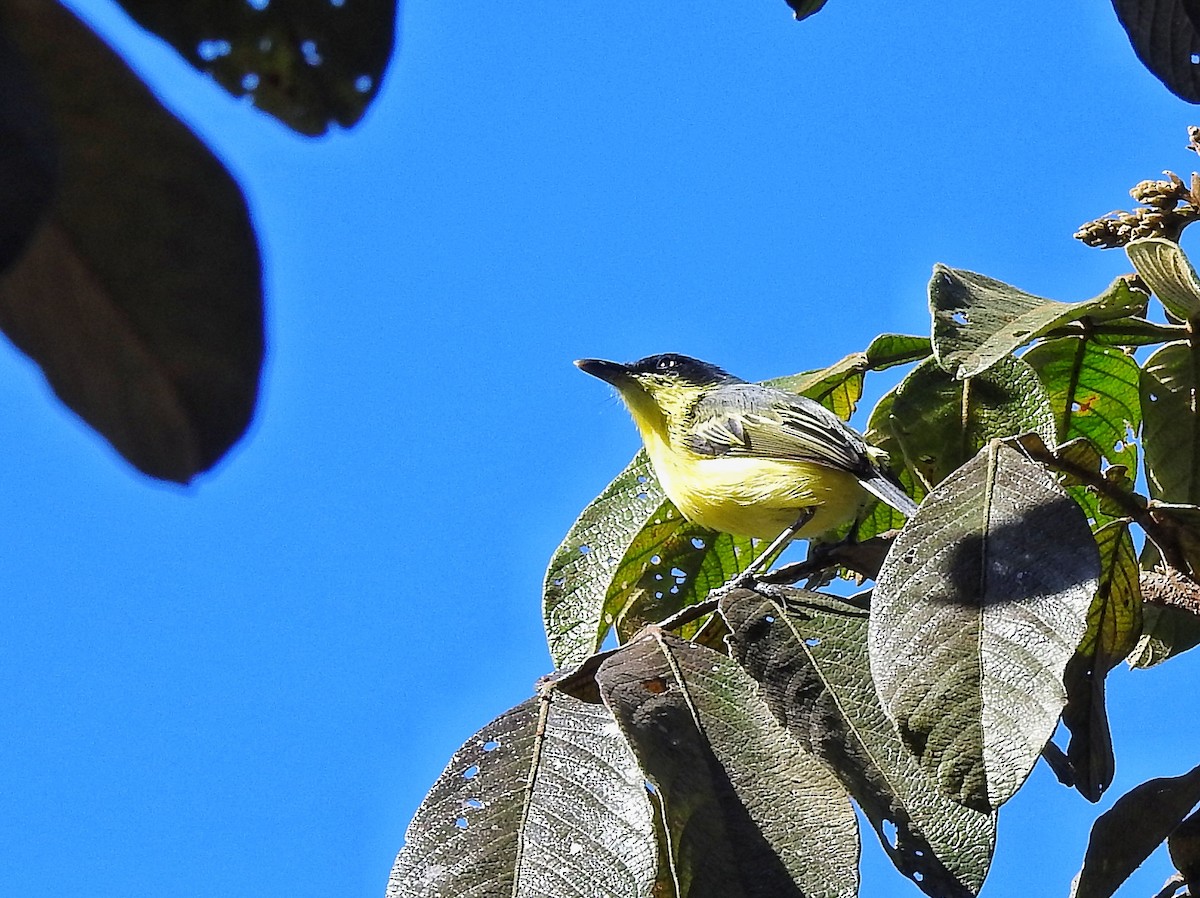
left=575, top=353, right=917, bottom=543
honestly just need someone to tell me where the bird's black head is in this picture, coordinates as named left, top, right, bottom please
left=626, top=353, right=739, bottom=387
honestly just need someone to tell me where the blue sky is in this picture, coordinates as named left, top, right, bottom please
left=3, top=1, right=1200, bottom=896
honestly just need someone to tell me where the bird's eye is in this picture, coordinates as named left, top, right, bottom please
left=657, top=356, right=678, bottom=370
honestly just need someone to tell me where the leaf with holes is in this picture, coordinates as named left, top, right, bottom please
left=1141, top=341, right=1200, bottom=503
left=110, top=0, right=395, bottom=135
left=870, top=440, right=1099, bottom=812
left=722, top=588, right=996, bottom=898
left=0, top=1, right=262, bottom=484
left=1070, top=763, right=1200, bottom=898
left=543, top=452, right=754, bottom=669
left=1023, top=338, right=1141, bottom=471
left=388, top=692, right=657, bottom=898
left=890, top=356, right=1056, bottom=489
left=597, top=632, right=859, bottom=898
left=1061, top=520, right=1141, bottom=802
left=929, top=267, right=1146, bottom=379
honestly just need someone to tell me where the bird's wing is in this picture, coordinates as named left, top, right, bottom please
left=682, top=384, right=871, bottom=474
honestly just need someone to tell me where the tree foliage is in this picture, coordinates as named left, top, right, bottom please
left=389, top=134, right=1200, bottom=897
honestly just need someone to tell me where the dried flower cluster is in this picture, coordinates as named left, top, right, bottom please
left=1075, top=127, right=1200, bottom=247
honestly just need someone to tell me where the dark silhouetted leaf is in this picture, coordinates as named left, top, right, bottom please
left=112, top=0, right=396, bottom=135
left=929, top=266, right=1146, bottom=379
left=722, top=588, right=996, bottom=897
left=0, top=0, right=263, bottom=483
left=1110, top=1, right=1200, bottom=104
left=597, top=633, right=858, bottom=898
left=1024, top=338, right=1142, bottom=471
left=0, top=22, right=54, bottom=272
left=786, top=0, right=829, bottom=21
left=1127, top=238, right=1200, bottom=320
left=388, top=692, right=657, bottom=898
left=542, top=452, right=753, bottom=669
left=1169, top=808, right=1200, bottom=889
left=870, top=440, right=1099, bottom=812
left=1062, top=521, right=1141, bottom=802
left=890, top=356, right=1056, bottom=488
left=1142, top=341, right=1200, bottom=503
left=1070, top=763, right=1200, bottom=898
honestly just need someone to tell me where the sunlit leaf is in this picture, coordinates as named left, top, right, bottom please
left=1127, top=238, right=1200, bottom=321
left=597, top=633, right=859, bottom=898
left=1141, top=341, right=1200, bottom=503
left=1070, top=763, right=1200, bottom=898
left=865, top=333, right=933, bottom=370
left=1023, top=337, right=1141, bottom=470
left=0, top=0, right=262, bottom=483
left=542, top=452, right=753, bottom=669
left=388, top=693, right=657, bottom=898
left=722, top=588, right=995, bottom=897
left=929, top=266, right=1146, bottom=379
left=111, top=0, right=396, bottom=135
left=870, top=440, right=1099, bottom=812
left=890, top=356, right=1056, bottom=488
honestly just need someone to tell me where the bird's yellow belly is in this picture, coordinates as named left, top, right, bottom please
left=649, top=452, right=867, bottom=541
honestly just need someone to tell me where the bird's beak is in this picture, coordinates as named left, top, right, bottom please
left=575, top=358, right=635, bottom=388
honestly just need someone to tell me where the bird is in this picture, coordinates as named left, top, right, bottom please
left=575, top=353, right=918, bottom=556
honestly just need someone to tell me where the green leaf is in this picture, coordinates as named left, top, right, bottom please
left=1141, top=341, right=1200, bottom=503
left=388, top=692, right=657, bottom=898
left=1070, top=763, right=1200, bottom=898
left=866, top=333, right=933, bottom=370
left=890, top=355, right=1057, bottom=488
left=771, top=335, right=930, bottom=424
left=857, top=386, right=925, bottom=539
left=542, top=453, right=754, bottom=668
left=929, top=266, right=1146, bottom=379
left=722, top=588, right=996, bottom=898
left=1126, top=237, right=1200, bottom=321
left=111, top=0, right=396, bottom=135
left=1062, top=521, right=1142, bottom=802
left=1023, top=338, right=1142, bottom=470
left=770, top=354, right=865, bottom=421
left=870, top=440, right=1099, bottom=812
left=597, top=633, right=859, bottom=898
left=0, top=24, right=54, bottom=273
left=0, top=1, right=262, bottom=483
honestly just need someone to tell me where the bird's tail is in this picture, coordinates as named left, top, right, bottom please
left=859, top=473, right=919, bottom=518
